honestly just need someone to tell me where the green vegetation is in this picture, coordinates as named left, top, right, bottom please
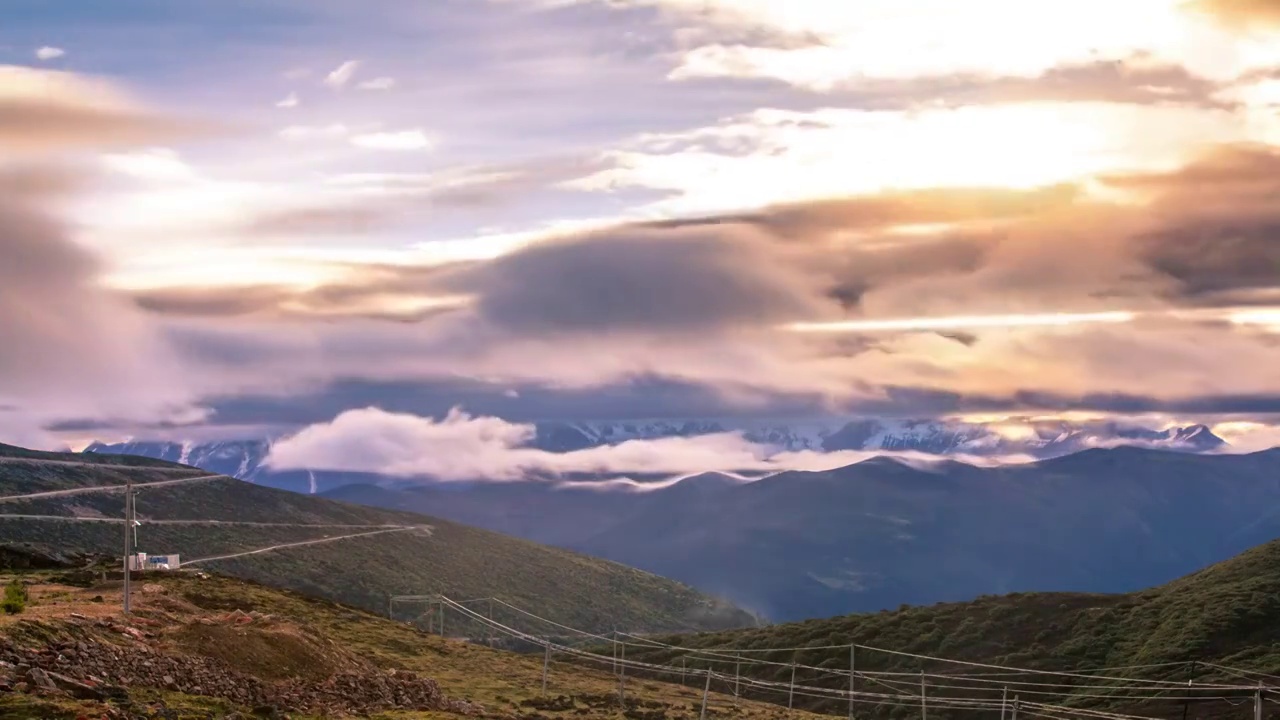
left=616, top=538, right=1280, bottom=719
left=0, top=570, right=810, bottom=720
left=0, top=444, right=752, bottom=632
left=1, top=578, right=26, bottom=614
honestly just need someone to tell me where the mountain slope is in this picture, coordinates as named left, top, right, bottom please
left=0, top=443, right=752, bottom=632
left=0, top=567, right=802, bottom=720
left=621, top=537, right=1280, bottom=720
left=327, top=449, right=1280, bottom=621
left=567, top=448, right=1280, bottom=620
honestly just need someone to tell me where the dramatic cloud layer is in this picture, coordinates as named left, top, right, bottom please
left=1, top=1, right=1278, bottom=450
left=264, top=407, right=1027, bottom=481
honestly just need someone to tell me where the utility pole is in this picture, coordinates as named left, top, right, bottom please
left=542, top=642, right=550, bottom=696
left=487, top=598, right=495, bottom=646
left=122, top=476, right=133, bottom=615
left=619, top=640, right=627, bottom=706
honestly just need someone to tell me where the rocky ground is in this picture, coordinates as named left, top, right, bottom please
left=0, top=570, right=808, bottom=720
left=0, top=580, right=482, bottom=719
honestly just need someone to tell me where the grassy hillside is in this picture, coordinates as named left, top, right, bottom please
left=618, top=538, right=1280, bottom=719
left=0, top=444, right=752, bottom=633
left=0, top=569, right=811, bottom=720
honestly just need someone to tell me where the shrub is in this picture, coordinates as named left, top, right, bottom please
left=2, top=578, right=28, bottom=614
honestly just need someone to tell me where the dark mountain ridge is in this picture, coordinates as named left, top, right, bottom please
left=326, top=447, right=1280, bottom=621
left=0, top=442, right=752, bottom=632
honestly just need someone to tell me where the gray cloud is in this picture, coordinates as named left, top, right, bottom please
left=0, top=184, right=195, bottom=427
left=457, top=224, right=838, bottom=335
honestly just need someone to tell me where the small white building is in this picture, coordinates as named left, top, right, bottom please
left=127, top=553, right=181, bottom=570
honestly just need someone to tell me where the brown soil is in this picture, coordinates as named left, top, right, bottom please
left=168, top=621, right=352, bottom=682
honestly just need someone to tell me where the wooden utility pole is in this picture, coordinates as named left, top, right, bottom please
left=122, top=477, right=133, bottom=615
left=542, top=642, right=550, bottom=696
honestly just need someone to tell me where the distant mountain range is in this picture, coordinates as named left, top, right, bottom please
left=83, top=421, right=1280, bottom=623
left=85, top=417, right=1228, bottom=494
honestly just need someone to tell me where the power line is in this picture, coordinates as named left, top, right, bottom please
left=0, top=514, right=411, bottom=528
left=0, top=473, right=224, bottom=503
left=183, top=526, right=425, bottom=565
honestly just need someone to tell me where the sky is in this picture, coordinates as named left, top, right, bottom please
left=2, top=0, right=1280, bottom=457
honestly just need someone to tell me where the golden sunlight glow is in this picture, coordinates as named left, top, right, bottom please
left=576, top=103, right=1247, bottom=215
left=1230, top=308, right=1280, bottom=331
left=642, top=0, right=1280, bottom=86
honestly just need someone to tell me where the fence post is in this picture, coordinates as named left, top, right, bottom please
left=734, top=657, right=741, bottom=708
left=848, top=645, right=855, bottom=720
left=681, top=656, right=686, bottom=686
left=788, top=662, right=797, bottom=709
left=1001, top=686, right=1008, bottom=720
left=700, top=670, right=712, bottom=720
left=1012, top=695, right=1020, bottom=720
left=920, top=671, right=927, bottom=720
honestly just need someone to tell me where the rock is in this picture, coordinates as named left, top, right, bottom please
left=28, top=667, right=59, bottom=693
left=44, top=670, right=106, bottom=700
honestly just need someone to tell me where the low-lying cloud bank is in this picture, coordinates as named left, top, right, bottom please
left=262, top=407, right=1035, bottom=482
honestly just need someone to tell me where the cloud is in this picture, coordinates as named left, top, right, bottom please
left=560, top=0, right=1273, bottom=87
left=278, top=123, right=349, bottom=141
left=239, top=205, right=396, bottom=237
left=86, top=140, right=1280, bottom=436
left=350, top=129, right=434, bottom=151
left=1211, top=420, right=1280, bottom=452
left=358, top=77, right=397, bottom=90
left=0, top=173, right=200, bottom=434
left=35, top=47, right=65, bottom=61
left=324, top=60, right=360, bottom=88
left=568, top=103, right=1247, bottom=214
left=0, top=65, right=217, bottom=152
left=263, top=406, right=1029, bottom=481
left=1192, top=0, right=1280, bottom=29
left=276, top=92, right=299, bottom=108
left=454, top=223, right=837, bottom=335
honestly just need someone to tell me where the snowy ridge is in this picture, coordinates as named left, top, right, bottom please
left=84, top=418, right=1227, bottom=493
